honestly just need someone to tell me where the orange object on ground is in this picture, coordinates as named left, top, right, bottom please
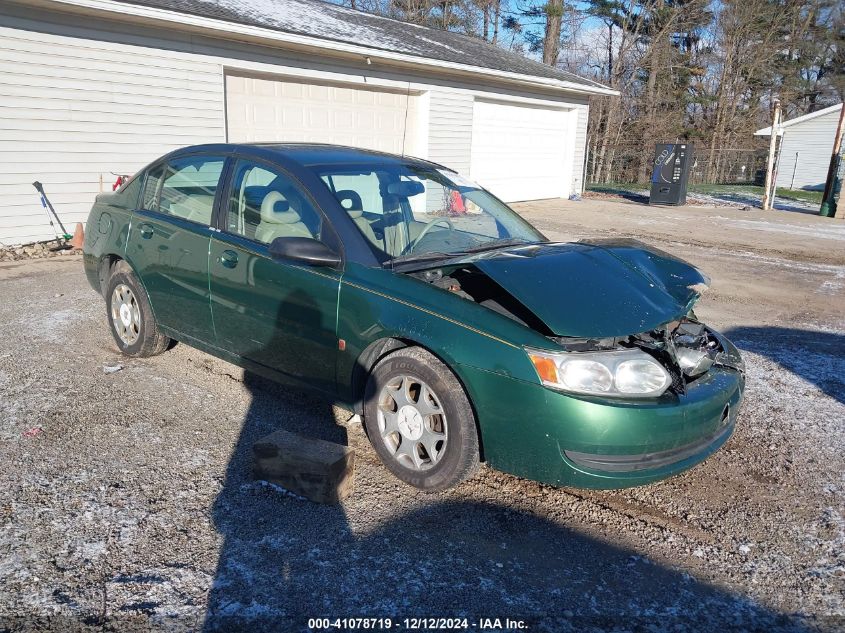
left=69, top=222, right=85, bottom=250
left=449, top=190, right=466, bottom=214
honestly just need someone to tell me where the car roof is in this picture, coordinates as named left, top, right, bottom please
left=171, top=142, right=449, bottom=171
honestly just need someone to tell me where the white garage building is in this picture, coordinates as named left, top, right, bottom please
left=0, top=0, right=615, bottom=245
left=755, top=103, right=843, bottom=191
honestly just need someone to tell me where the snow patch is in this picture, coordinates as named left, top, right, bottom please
left=240, top=479, right=308, bottom=501
left=212, top=0, right=438, bottom=54
left=818, top=270, right=845, bottom=296
left=20, top=308, right=85, bottom=343
left=723, top=218, right=845, bottom=242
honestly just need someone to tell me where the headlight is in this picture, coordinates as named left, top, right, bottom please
left=526, top=348, right=672, bottom=398
left=675, top=347, right=713, bottom=376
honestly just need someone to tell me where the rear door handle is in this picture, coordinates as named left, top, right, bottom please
left=138, top=223, right=154, bottom=239
left=219, top=250, right=239, bottom=269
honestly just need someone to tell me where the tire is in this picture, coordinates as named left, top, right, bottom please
left=105, top=261, right=170, bottom=357
left=363, top=347, right=480, bottom=491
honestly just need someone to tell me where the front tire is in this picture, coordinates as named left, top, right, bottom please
left=105, top=262, right=170, bottom=357
left=363, top=347, right=480, bottom=491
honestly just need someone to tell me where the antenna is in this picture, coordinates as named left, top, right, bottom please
left=401, top=80, right=411, bottom=157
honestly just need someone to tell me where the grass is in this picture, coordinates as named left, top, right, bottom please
left=586, top=182, right=824, bottom=205
left=773, top=187, right=824, bottom=203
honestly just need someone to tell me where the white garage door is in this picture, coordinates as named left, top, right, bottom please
left=226, top=74, right=420, bottom=156
left=469, top=99, right=571, bottom=202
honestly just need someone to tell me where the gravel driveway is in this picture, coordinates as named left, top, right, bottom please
left=1, top=199, right=843, bottom=632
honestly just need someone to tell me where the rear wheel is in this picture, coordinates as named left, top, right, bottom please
left=105, top=262, right=170, bottom=357
left=364, top=347, right=480, bottom=491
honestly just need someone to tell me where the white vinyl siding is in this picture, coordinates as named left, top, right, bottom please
left=0, top=17, right=225, bottom=244
left=428, top=89, right=474, bottom=175
left=776, top=108, right=842, bottom=190
left=571, top=105, right=589, bottom=194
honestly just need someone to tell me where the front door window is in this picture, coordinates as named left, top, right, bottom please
left=226, top=161, right=322, bottom=245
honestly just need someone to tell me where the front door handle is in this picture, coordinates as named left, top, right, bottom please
left=138, top=223, right=154, bottom=239
left=219, top=250, right=239, bottom=269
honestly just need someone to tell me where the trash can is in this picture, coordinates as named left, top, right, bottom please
left=649, top=143, right=693, bottom=206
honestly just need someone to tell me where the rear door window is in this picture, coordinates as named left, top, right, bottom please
left=153, top=156, right=225, bottom=226
left=142, top=165, right=164, bottom=211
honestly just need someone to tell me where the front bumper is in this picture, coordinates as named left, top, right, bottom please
left=563, top=416, right=735, bottom=472
left=458, top=361, right=744, bottom=489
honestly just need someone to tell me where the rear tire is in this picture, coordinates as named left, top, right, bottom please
left=363, top=347, right=480, bottom=491
left=105, top=262, right=170, bottom=357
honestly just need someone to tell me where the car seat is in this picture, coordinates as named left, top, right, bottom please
left=161, top=191, right=215, bottom=225
left=255, top=191, right=313, bottom=243
left=335, top=189, right=382, bottom=248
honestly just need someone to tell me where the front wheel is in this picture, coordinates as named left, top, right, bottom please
left=363, top=347, right=480, bottom=491
left=105, top=262, right=170, bottom=357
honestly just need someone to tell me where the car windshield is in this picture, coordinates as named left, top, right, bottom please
left=314, top=163, right=546, bottom=265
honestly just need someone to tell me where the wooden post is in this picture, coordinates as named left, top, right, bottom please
left=819, top=104, right=845, bottom=218
left=762, top=101, right=781, bottom=211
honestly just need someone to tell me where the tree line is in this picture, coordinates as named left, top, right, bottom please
left=334, top=0, right=844, bottom=185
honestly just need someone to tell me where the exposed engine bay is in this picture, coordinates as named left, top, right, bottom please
left=411, top=265, right=744, bottom=396
left=412, top=266, right=554, bottom=334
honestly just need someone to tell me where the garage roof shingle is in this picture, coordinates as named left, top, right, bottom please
left=112, top=0, right=611, bottom=92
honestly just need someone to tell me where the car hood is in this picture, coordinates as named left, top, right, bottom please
left=466, top=240, right=710, bottom=338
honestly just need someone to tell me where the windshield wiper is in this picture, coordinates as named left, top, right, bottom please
left=386, top=240, right=540, bottom=269
left=386, top=240, right=541, bottom=270
left=458, top=238, right=537, bottom=254
left=384, top=251, right=456, bottom=268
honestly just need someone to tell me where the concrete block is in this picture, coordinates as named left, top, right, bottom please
left=252, top=429, right=355, bottom=504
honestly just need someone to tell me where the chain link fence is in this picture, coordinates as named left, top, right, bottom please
left=586, top=145, right=768, bottom=187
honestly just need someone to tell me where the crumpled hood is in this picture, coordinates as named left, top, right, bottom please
left=470, top=240, right=710, bottom=338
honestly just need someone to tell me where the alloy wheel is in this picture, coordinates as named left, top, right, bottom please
left=110, top=283, right=141, bottom=345
left=377, top=375, right=448, bottom=471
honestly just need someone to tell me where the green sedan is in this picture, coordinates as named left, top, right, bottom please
left=82, top=143, right=745, bottom=491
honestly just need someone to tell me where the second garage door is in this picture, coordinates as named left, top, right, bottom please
left=225, top=73, right=420, bottom=156
left=469, top=99, right=572, bottom=202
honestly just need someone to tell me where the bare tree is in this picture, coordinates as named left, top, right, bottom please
left=541, top=0, right=564, bottom=64
left=333, top=0, right=844, bottom=186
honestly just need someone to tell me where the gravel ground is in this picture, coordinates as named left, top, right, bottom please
left=1, top=199, right=843, bottom=632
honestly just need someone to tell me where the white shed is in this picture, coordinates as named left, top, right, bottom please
left=0, top=0, right=615, bottom=245
left=755, top=103, right=843, bottom=191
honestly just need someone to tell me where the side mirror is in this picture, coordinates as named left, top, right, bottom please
left=268, top=237, right=341, bottom=268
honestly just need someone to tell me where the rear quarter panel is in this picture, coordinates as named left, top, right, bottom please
left=82, top=178, right=140, bottom=293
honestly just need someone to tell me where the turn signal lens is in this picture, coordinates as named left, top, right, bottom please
left=529, top=354, right=559, bottom=384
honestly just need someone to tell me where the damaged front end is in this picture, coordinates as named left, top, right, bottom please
left=628, top=318, right=745, bottom=391
left=404, top=240, right=743, bottom=400
left=536, top=317, right=745, bottom=399
left=397, top=240, right=745, bottom=486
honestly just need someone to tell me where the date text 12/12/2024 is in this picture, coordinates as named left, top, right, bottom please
left=308, top=618, right=529, bottom=630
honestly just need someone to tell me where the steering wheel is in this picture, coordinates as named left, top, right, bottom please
left=407, top=217, right=454, bottom=253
